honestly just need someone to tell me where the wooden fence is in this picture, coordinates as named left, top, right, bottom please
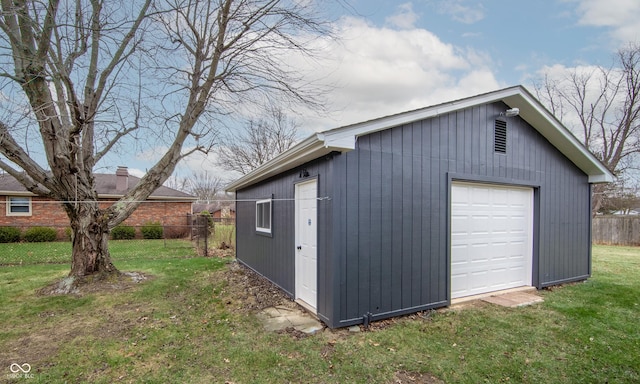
left=592, top=215, right=640, bottom=246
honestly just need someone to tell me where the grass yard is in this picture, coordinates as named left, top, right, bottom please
left=0, top=245, right=638, bottom=383
left=209, top=224, right=236, bottom=249
left=0, top=239, right=197, bottom=265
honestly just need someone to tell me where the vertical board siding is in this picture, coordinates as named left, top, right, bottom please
left=235, top=156, right=334, bottom=314
left=331, top=101, right=591, bottom=325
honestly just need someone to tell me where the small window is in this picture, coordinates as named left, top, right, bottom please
left=256, top=199, right=272, bottom=234
left=494, top=119, right=507, bottom=154
left=7, top=196, right=32, bottom=216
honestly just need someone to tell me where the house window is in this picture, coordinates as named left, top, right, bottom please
left=6, top=196, right=32, bottom=216
left=256, top=199, right=272, bottom=234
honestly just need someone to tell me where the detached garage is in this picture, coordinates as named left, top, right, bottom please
left=226, top=86, right=614, bottom=328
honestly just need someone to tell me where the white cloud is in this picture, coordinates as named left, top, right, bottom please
left=385, top=3, right=420, bottom=30
left=437, top=1, right=485, bottom=24
left=296, top=17, right=501, bottom=129
left=128, top=168, right=146, bottom=178
left=99, top=13, right=504, bottom=178
left=571, top=0, right=640, bottom=42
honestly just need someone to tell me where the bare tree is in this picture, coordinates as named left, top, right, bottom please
left=217, top=106, right=299, bottom=174
left=164, top=173, right=191, bottom=193
left=187, top=171, right=224, bottom=202
left=535, top=43, right=640, bottom=213
left=164, top=171, right=223, bottom=201
left=598, top=182, right=640, bottom=214
left=0, top=0, right=331, bottom=288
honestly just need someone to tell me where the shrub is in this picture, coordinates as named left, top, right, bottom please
left=111, top=225, right=136, bottom=240
left=23, top=226, right=57, bottom=242
left=141, top=221, right=163, bottom=239
left=0, top=226, right=21, bottom=243
left=200, top=211, right=213, bottom=227
left=164, top=226, right=189, bottom=239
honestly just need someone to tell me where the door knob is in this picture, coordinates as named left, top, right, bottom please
left=297, top=245, right=302, bottom=250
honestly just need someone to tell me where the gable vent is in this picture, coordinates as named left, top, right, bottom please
left=494, top=119, right=507, bottom=154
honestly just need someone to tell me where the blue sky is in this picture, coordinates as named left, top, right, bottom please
left=299, top=0, right=640, bottom=128
left=353, top=1, right=617, bottom=84
left=68, top=1, right=640, bottom=180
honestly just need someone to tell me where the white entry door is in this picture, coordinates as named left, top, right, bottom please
left=451, top=182, right=533, bottom=299
left=295, top=179, right=317, bottom=311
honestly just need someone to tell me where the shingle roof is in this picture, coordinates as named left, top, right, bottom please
left=0, top=172, right=195, bottom=200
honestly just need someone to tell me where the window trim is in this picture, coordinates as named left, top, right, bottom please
left=6, top=196, right=32, bottom=216
left=255, top=198, right=272, bottom=235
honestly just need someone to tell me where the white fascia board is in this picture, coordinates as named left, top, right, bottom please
left=316, top=132, right=356, bottom=150
left=225, top=134, right=348, bottom=192
left=501, top=90, right=614, bottom=183
left=589, top=174, right=615, bottom=183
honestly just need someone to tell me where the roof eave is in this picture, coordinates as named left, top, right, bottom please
left=500, top=89, right=615, bottom=184
left=225, top=134, right=355, bottom=192
left=0, top=190, right=36, bottom=197
left=225, top=85, right=614, bottom=191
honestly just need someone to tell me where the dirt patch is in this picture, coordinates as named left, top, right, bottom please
left=220, top=261, right=296, bottom=313
left=392, top=370, right=445, bottom=384
left=37, top=271, right=150, bottom=296
left=365, top=310, right=436, bottom=332
left=209, top=248, right=236, bottom=258
left=1, top=272, right=155, bottom=371
left=276, top=326, right=310, bottom=339
left=0, top=301, right=151, bottom=372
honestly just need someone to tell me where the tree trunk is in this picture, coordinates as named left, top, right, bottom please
left=68, top=203, right=118, bottom=278
left=592, top=183, right=606, bottom=216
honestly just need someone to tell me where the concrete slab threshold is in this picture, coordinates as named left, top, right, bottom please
left=452, top=286, right=544, bottom=308
left=255, top=305, right=323, bottom=335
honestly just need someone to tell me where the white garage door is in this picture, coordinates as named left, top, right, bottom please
left=451, top=182, right=533, bottom=299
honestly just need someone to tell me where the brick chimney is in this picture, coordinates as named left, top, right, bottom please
left=116, top=166, right=129, bottom=192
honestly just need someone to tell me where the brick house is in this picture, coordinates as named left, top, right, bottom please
left=0, top=167, right=196, bottom=239
left=193, top=201, right=236, bottom=224
left=212, top=207, right=236, bottom=220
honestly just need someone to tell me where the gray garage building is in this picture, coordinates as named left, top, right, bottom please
left=225, top=86, right=614, bottom=328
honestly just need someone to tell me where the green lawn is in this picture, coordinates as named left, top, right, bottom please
left=0, top=245, right=638, bottom=383
left=210, top=224, right=235, bottom=249
left=0, top=239, right=197, bottom=265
